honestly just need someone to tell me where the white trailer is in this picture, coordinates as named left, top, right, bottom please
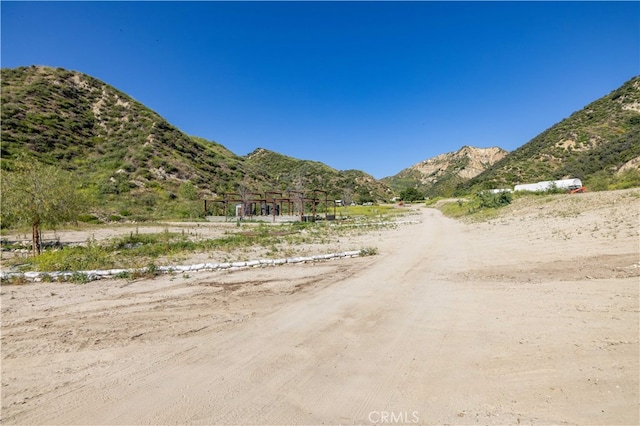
left=514, top=178, right=583, bottom=192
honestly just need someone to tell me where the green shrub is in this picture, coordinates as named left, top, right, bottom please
left=476, top=191, right=512, bottom=209
left=69, top=272, right=89, bottom=284
left=585, top=171, right=612, bottom=191
left=359, top=247, right=378, bottom=256
left=115, top=270, right=131, bottom=279
left=77, top=214, right=101, bottom=223
left=610, top=169, right=640, bottom=190
left=179, top=182, right=198, bottom=200
left=29, top=244, right=115, bottom=271
left=399, top=187, right=424, bottom=202
left=1, top=275, right=28, bottom=285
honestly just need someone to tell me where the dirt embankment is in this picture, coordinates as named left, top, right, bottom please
left=1, top=189, right=638, bottom=425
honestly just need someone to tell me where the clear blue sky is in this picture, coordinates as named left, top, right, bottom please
left=2, top=1, right=638, bottom=178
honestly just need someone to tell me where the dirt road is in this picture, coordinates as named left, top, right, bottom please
left=2, top=191, right=638, bottom=425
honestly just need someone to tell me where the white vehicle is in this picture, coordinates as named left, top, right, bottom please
left=514, top=178, right=583, bottom=192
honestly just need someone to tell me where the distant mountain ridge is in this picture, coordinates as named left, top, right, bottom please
left=383, top=146, right=508, bottom=197
left=418, top=146, right=508, bottom=180
left=245, top=148, right=392, bottom=203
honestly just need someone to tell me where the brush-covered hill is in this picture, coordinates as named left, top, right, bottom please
left=463, top=76, right=640, bottom=191
left=245, top=148, right=393, bottom=202
left=1, top=66, right=392, bottom=220
left=1, top=66, right=252, bottom=203
left=383, top=146, right=508, bottom=197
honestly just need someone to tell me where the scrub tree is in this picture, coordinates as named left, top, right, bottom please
left=399, top=187, right=424, bottom=202
left=1, top=158, right=83, bottom=255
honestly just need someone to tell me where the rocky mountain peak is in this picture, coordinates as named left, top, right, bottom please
left=411, top=146, right=508, bottom=182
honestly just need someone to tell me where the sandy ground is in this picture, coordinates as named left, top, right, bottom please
left=1, top=189, right=639, bottom=425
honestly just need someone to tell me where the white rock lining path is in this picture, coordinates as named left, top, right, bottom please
left=0, top=250, right=365, bottom=283
left=0, top=219, right=421, bottom=283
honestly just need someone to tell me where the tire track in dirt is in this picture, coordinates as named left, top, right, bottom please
left=70, top=210, right=456, bottom=425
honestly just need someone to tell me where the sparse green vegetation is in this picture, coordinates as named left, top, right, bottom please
left=436, top=200, right=474, bottom=219
left=339, top=204, right=402, bottom=219
left=2, top=210, right=400, bottom=273
left=586, top=168, right=640, bottom=191
left=427, top=190, right=512, bottom=220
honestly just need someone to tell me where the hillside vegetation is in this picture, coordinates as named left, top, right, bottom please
left=464, top=76, right=640, bottom=192
left=1, top=66, right=392, bottom=224
left=1, top=66, right=254, bottom=218
left=245, top=148, right=392, bottom=203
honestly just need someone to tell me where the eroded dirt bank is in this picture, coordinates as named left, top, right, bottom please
left=2, top=190, right=639, bottom=425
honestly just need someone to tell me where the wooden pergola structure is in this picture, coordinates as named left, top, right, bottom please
left=203, top=189, right=337, bottom=222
